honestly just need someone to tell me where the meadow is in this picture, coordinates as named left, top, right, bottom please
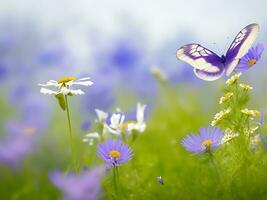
left=0, top=3, right=267, bottom=199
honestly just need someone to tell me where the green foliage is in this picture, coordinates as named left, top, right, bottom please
left=212, top=76, right=259, bottom=136
left=55, top=93, right=66, bottom=111
left=1, top=79, right=267, bottom=200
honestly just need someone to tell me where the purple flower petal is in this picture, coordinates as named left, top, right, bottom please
left=181, top=126, right=224, bottom=155
left=235, top=43, right=264, bottom=73
left=97, top=139, right=133, bottom=167
left=50, top=166, right=105, bottom=200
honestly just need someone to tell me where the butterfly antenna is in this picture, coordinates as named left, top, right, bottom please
left=212, top=42, right=221, bottom=54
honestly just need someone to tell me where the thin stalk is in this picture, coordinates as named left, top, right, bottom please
left=64, top=95, right=78, bottom=172
left=208, top=152, right=221, bottom=182
left=112, top=166, right=120, bottom=198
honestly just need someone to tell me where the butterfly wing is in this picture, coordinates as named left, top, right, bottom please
left=225, top=23, right=260, bottom=76
left=176, top=43, right=224, bottom=81
left=193, top=67, right=224, bottom=81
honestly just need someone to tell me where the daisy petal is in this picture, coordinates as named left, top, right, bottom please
left=40, top=88, right=58, bottom=95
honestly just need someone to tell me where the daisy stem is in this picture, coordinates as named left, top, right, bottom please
left=208, top=152, right=221, bottom=182
left=64, top=95, right=78, bottom=172
left=112, top=166, right=120, bottom=197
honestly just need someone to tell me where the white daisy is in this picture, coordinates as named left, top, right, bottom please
left=38, top=76, right=93, bottom=96
left=107, top=113, right=125, bottom=135
left=127, top=102, right=147, bottom=133
left=95, top=109, right=108, bottom=123
left=82, top=132, right=100, bottom=145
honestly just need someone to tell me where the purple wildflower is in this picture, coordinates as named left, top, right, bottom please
left=97, top=139, right=133, bottom=167
left=235, top=43, right=264, bottom=73
left=182, top=126, right=224, bottom=155
left=0, top=63, right=8, bottom=81
left=0, top=120, right=35, bottom=166
left=50, top=166, right=105, bottom=200
left=80, top=120, right=91, bottom=132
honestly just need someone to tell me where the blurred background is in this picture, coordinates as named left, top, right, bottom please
left=0, top=0, right=266, bottom=199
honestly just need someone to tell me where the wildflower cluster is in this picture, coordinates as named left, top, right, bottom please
left=83, top=102, right=147, bottom=146
left=182, top=44, right=265, bottom=156
left=32, top=40, right=266, bottom=199
left=211, top=73, right=260, bottom=137
left=211, top=108, right=231, bottom=126
left=210, top=72, right=262, bottom=148
left=219, top=92, right=233, bottom=104
left=241, top=108, right=260, bottom=119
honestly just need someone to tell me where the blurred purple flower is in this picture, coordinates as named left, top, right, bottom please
left=0, top=63, right=8, bottom=81
left=95, top=38, right=144, bottom=72
left=109, top=41, right=141, bottom=71
left=130, top=70, right=157, bottom=97
left=0, top=120, right=36, bottom=166
left=8, top=83, right=30, bottom=105
left=182, top=126, right=224, bottom=155
left=98, top=139, right=133, bottom=167
left=168, top=64, right=203, bottom=85
left=21, top=94, right=51, bottom=132
left=235, top=44, right=264, bottom=73
left=37, top=43, right=72, bottom=68
left=38, top=47, right=64, bottom=65
left=50, top=166, right=105, bottom=200
left=81, top=120, right=91, bottom=132
left=91, top=36, right=157, bottom=98
left=80, top=78, right=115, bottom=114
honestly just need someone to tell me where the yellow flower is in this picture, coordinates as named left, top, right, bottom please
left=239, top=83, right=253, bottom=91
left=219, top=92, right=234, bottom=104
left=221, top=132, right=239, bottom=144
left=226, top=73, right=241, bottom=86
left=249, top=126, right=259, bottom=134
left=57, top=76, right=76, bottom=84
left=241, top=108, right=260, bottom=119
left=211, top=108, right=231, bottom=126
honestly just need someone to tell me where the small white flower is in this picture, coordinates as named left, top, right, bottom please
left=150, top=66, right=167, bottom=82
left=107, top=113, right=125, bottom=135
left=39, top=76, right=93, bottom=96
left=82, top=132, right=100, bottom=145
left=221, top=133, right=239, bottom=144
left=250, top=134, right=262, bottom=150
left=127, top=102, right=147, bottom=133
left=128, top=102, right=146, bottom=133
left=95, top=109, right=108, bottom=123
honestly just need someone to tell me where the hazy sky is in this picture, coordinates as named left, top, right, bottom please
left=0, top=0, right=266, bottom=40
left=0, top=0, right=266, bottom=56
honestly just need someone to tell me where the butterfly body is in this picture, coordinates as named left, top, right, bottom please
left=176, top=24, right=260, bottom=81
left=221, top=55, right=226, bottom=64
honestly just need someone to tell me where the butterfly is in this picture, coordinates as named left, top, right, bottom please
left=176, top=23, right=260, bottom=81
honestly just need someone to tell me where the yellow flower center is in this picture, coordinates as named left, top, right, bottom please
left=109, top=150, right=121, bottom=158
left=57, top=76, right=76, bottom=84
left=23, top=127, right=36, bottom=136
left=120, top=121, right=137, bottom=131
left=201, top=139, right=213, bottom=150
left=247, top=59, right=257, bottom=66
